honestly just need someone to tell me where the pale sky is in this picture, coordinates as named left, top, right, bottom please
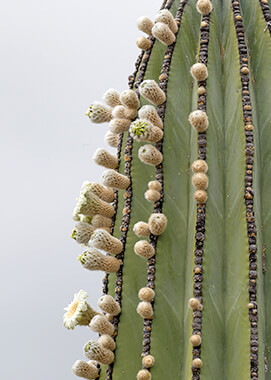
left=0, top=1, right=162, bottom=379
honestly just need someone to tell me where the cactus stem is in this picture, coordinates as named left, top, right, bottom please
left=231, top=1, right=259, bottom=377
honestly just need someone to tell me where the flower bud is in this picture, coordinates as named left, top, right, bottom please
left=137, top=369, right=152, bottom=380
left=188, top=297, right=201, bottom=310
left=105, top=131, right=120, bottom=148
left=138, top=287, right=155, bottom=302
left=190, top=63, right=208, bottom=82
left=194, top=190, right=208, bottom=203
left=152, top=22, right=176, bottom=46
left=138, top=105, right=163, bottom=129
left=136, top=36, right=152, bottom=50
left=133, top=221, right=150, bottom=237
left=142, top=355, right=155, bottom=368
left=84, top=340, right=114, bottom=364
left=73, top=192, right=115, bottom=220
left=190, top=334, right=202, bottom=346
left=139, top=80, right=166, bottom=105
left=125, top=107, right=138, bottom=120
left=192, top=358, right=203, bottom=368
left=144, top=189, right=161, bottom=202
left=188, top=110, right=209, bottom=132
left=109, top=118, right=131, bottom=134
left=92, top=214, right=112, bottom=228
left=98, top=334, right=116, bottom=351
left=78, top=248, right=121, bottom=273
left=103, top=88, right=122, bottom=107
left=93, top=148, right=118, bottom=169
left=137, top=301, right=153, bottom=319
left=148, top=180, right=162, bottom=191
left=191, top=160, right=208, bottom=173
left=120, top=90, right=140, bottom=110
left=102, top=169, right=130, bottom=189
left=98, top=294, right=121, bottom=316
left=196, top=0, right=212, bottom=15
left=85, top=102, right=112, bottom=123
left=138, top=144, right=163, bottom=166
left=71, top=222, right=95, bottom=245
left=81, top=181, right=115, bottom=203
left=112, top=105, right=127, bottom=119
left=155, top=9, right=178, bottom=33
left=137, top=16, right=154, bottom=36
left=148, top=213, right=167, bottom=235
left=192, top=173, right=209, bottom=190
left=130, top=119, right=163, bottom=143
left=134, top=240, right=155, bottom=259
left=72, top=360, right=99, bottom=380
left=90, top=229, right=123, bottom=254
left=89, top=314, right=115, bottom=336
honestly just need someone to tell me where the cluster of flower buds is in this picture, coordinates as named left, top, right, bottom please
left=136, top=10, right=178, bottom=48
left=191, top=159, right=208, bottom=204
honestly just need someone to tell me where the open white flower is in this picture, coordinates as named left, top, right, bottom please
left=63, top=290, right=98, bottom=330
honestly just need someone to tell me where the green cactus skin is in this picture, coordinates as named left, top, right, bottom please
left=67, top=0, right=271, bottom=379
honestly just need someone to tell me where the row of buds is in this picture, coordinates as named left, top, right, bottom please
left=188, top=1, right=212, bottom=377
left=137, top=9, right=178, bottom=48
left=231, top=1, right=259, bottom=378
left=135, top=1, right=190, bottom=377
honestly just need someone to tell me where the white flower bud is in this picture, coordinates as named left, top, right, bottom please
left=130, top=119, right=163, bottom=143
left=139, top=80, right=166, bottom=106
left=144, top=189, right=161, bottom=202
left=102, top=169, right=130, bottom=189
left=72, top=360, right=99, bottom=380
left=152, top=22, right=176, bottom=46
left=155, top=9, right=178, bottom=33
left=136, top=36, right=152, bottom=50
left=134, top=240, right=155, bottom=259
left=138, top=144, right=163, bottom=166
left=112, top=105, right=127, bottom=119
left=89, top=315, right=115, bottom=336
left=85, top=102, right=112, bottom=123
left=190, top=63, right=208, bottom=82
left=133, top=221, right=150, bottom=237
left=102, top=88, right=122, bottom=107
left=120, top=90, right=140, bottom=110
left=84, top=340, right=114, bottom=364
left=98, top=334, right=116, bottom=351
left=109, top=118, right=131, bottom=134
left=81, top=181, right=115, bottom=203
left=188, top=110, right=209, bottom=132
left=71, top=222, right=95, bottom=245
left=137, top=369, right=152, bottom=380
left=93, top=148, right=118, bottom=169
left=78, top=248, right=121, bottom=273
left=105, top=131, right=120, bottom=148
left=138, top=287, right=155, bottom=302
left=142, top=355, right=155, bottom=368
left=138, top=105, right=163, bottom=129
left=137, top=16, right=154, bottom=36
left=194, top=190, right=208, bottom=203
left=90, top=229, right=123, bottom=254
left=98, top=294, right=121, bottom=316
left=191, top=160, right=208, bottom=173
left=148, top=213, right=167, bottom=235
left=192, top=173, right=209, bottom=190
left=91, top=214, right=112, bottom=228
left=137, top=301, right=153, bottom=319
left=148, top=180, right=162, bottom=191
left=196, top=0, right=212, bottom=15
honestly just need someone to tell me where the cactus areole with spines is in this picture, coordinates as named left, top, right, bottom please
left=64, top=0, right=271, bottom=379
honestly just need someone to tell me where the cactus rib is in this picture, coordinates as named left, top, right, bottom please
left=104, top=1, right=176, bottom=378
left=190, top=6, right=211, bottom=379
left=231, top=1, right=259, bottom=378
left=138, top=0, right=189, bottom=373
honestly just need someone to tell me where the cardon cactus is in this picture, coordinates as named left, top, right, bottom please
left=64, top=0, right=271, bottom=379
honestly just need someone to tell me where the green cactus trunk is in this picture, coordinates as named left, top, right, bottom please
left=68, top=0, right=271, bottom=379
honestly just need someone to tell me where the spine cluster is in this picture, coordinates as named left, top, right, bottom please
left=231, top=1, right=259, bottom=378
left=188, top=1, right=212, bottom=378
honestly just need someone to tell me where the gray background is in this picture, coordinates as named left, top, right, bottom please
left=0, top=1, right=162, bottom=379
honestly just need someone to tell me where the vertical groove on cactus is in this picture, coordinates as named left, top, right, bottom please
left=190, top=3, right=211, bottom=378
left=259, top=0, right=271, bottom=34
left=231, top=2, right=259, bottom=378
left=135, top=2, right=189, bottom=377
